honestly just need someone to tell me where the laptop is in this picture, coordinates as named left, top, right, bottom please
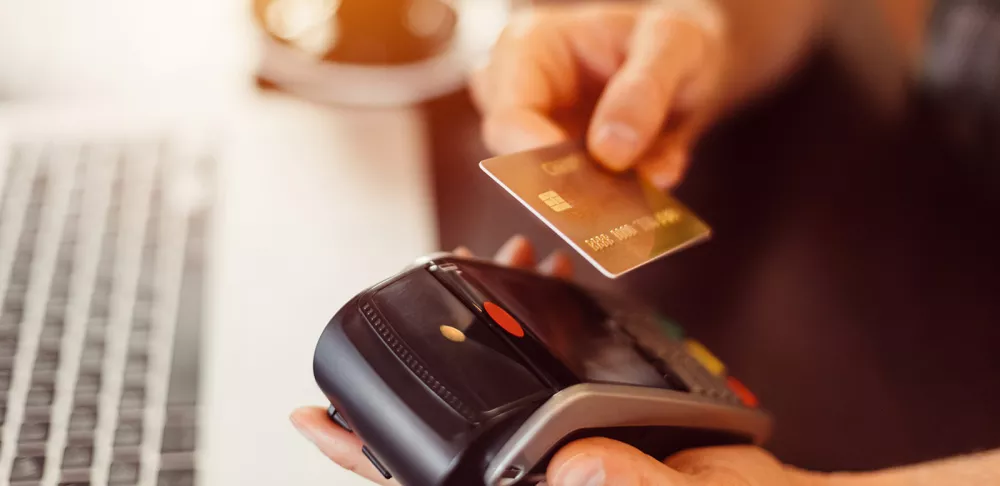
left=0, top=91, right=439, bottom=486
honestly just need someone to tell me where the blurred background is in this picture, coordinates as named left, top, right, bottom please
left=0, top=0, right=998, bottom=485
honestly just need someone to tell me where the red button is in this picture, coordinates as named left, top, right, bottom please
left=726, top=376, right=759, bottom=408
left=484, top=302, right=524, bottom=338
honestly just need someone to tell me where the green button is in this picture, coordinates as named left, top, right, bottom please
left=657, top=316, right=685, bottom=341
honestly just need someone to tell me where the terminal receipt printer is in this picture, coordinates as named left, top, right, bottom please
left=312, top=254, right=772, bottom=485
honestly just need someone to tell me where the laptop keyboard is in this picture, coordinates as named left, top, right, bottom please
left=0, top=140, right=211, bottom=486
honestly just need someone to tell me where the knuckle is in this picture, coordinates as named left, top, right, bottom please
left=502, top=9, right=552, bottom=42
left=643, top=7, right=701, bottom=38
left=644, top=0, right=725, bottom=36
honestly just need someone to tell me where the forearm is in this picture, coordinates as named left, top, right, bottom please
left=817, top=449, right=1000, bottom=486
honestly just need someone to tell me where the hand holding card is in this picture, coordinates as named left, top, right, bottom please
left=480, top=140, right=711, bottom=278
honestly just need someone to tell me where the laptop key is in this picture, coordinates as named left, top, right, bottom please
left=58, top=467, right=91, bottom=485
left=157, top=470, right=195, bottom=486
left=124, top=354, right=147, bottom=376
left=19, top=418, right=49, bottom=443
left=0, top=314, right=19, bottom=333
left=75, top=370, right=101, bottom=393
left=68, top=407, right=98, bottom=433
left=108, top=460, right=139, bottom=484
left=26, top=382, right=54, bottom=407
left=2, top=295, right=24, bottom=316
left=119, top=382, right=145, bottom=409
left=10, top=454, right=44, bottom=481
left=61, top=443, right=93, bottom=469
left=40, top=323, right=63, bottom=343
left=114, top=418, right=143, bottom=446
left=34, top=347, right=60, bottom=372
left=0, top=334, right=18, bottom=358
left=161, top=425, right=197, bottom=453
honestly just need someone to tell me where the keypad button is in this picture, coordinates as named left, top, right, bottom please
left=656, top=315, right=686, bottom=341
left=726, top=376, right=760, bottom=408
left=684, top=340, right=726, bottom=377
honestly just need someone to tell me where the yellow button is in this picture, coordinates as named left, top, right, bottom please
left=685, top=340, right=726, bottom=376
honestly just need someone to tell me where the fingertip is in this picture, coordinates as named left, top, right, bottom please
left=289, top=406, right=328, bottom=429
left=537, top=251, right=574, bottom=279
left=452, top=246, right=474, bottom=258
left=587, top=121, right=641, bottom=171
left=495, top=235, right=535, bottom=268
left=637, top=147, right=689, bottom=190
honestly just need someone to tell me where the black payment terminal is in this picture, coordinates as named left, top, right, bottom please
left=312, top=253, right=772, bottom=486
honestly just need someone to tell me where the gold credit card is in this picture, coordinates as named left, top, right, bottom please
left=480, top=141, right=711, bottom=278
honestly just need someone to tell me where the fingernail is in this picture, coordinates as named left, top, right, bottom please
left=495, top=235, right=527, bottom=264
left=553, top=454, right=605, bottom=486
left=592, top=122, right=639, bottom=170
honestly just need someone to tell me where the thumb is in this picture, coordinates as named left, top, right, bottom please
left=547, top=438, right=687, bottom=486
left=664, top=445, right=807, bottom=486
left=587, top=3, right=720, bottom=173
